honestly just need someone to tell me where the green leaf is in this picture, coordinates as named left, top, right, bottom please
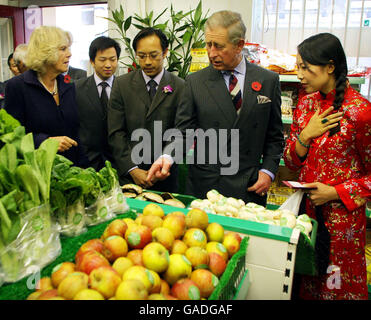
left=194, top=1, right=202, bottom=25
left=124, top=16, right=132, bottom=32
left=182, top=30, right=192, bottom=44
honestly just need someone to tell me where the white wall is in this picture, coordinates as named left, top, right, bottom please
left=108, top=0, right=254, bottom=41
left=107, top=0, right=254, bottom=74
left=0, top=0, right=8, bottom=5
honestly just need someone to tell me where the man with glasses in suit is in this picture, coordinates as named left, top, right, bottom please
left=75, top=36, right=121, bottom=170
left=108, top=27, right=185, bottom=192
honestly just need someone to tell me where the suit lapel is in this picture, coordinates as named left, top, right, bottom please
left=146, top=70, right=172, bottom=119
left=86, top=76, right=104, bottom=117
left=132, top=70, right=151, bottom=110
left=205, top=67, right=236, bottom=126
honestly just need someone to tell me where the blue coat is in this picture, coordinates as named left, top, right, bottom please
left=4, top=70, right=89, bottom=167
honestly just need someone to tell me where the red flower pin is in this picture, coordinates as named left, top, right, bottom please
left=64, top=74, right=71, bottom=83
left=252, top=81, right=262, bottom=91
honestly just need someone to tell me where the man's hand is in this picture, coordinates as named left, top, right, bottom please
left=247, top=171, right=272, bottom=196
left=49, top=136, right=78, bottom=152
left=130, top=168, right=153, bottom=188
left=304, top=182, right=340, bottom=206
left=146, top=156, right=172, bottom=184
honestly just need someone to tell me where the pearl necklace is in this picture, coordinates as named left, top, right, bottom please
left=38, top=76, right=58, bottom=96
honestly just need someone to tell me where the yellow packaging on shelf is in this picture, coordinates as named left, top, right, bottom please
left=190, top=48, right=209, bottom=73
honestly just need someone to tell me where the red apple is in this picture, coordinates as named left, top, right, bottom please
left=101, top=219, right=128, bottom=240
left=125, top=224, right=152, bottom=249
left=185, top=247, right=209, bottom=268
left=143, top=242, right=170, bottom=273
left=222, top=232, right=242, bottom=257
left=73, top=289, right=105, bottom=300
left=152, top=227, right=174, bottom=251
left=191, top=269, right=219, bottom=298
left=115, top=279, right=148, bottom=300
left=112, top=257, right=134, bottom=277
left=36, top=277, right=53, bottom=292
left=102, top=235, right=128, bottom=262
left=37, top=289, right=59, bottom=300
left=171, top=278, right=201, bottom=300
left=76, top=250, right=110, bottom=275
left=75, top=239, right=104, bottom=263
left=89, top=266, right=122, bottom=299
left=163, top=213, right=186, bottom=239
left=160, top=279, right=170, bottom=296
left=51, top=262, right=76, bottom=288
left=164, top=294, right=178, bottom=300
left=171, top=239, right=188, bottom=255
left=208, top=253, right=227, bottom=277
left=127, top=249, right=144, bottom=266
left=141, top=215, right=163, bottom=231
left=27, top=291, right=43, bottom=300
left=57, top=272, right=89, bottom=300
left=148, top=270, right=161, bottom=294
left=206, top=241, right=229, bottom=261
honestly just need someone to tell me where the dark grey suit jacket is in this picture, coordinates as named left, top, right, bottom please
left=68, top=66, right=87, bottom=82
left=165, top=60, right=284, bottom=204
left=75, top=75, right=115, bottom=171
left=108, top=69, right=185, bottom=192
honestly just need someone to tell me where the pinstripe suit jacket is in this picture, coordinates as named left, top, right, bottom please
left=165, top=60, right=284, bottom=204
left=108, top=69, right=185, bottom=192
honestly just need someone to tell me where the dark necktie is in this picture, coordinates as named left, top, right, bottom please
left=229, top=72, right=242, bottom=112
left=100, top=81, right=109, bottom=111
left=148, top=79, right=157, bottom=102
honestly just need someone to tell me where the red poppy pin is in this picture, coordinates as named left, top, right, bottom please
left=64, top=74, right=71, bottom=83
left=252, top=81, right=262, bottom=91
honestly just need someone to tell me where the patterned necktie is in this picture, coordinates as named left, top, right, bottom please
left=100, top=81, right=109, bottom=111
left=148, top=79, right=157, bottom=102
left=229, top=72, right=242, bottom=112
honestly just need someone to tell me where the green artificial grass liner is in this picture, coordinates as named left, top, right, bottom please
left=208, top=237, right=249, bottom=300
left=0, top=207, right=249, bottom=300
left=0, top=211, right=136, bottom=300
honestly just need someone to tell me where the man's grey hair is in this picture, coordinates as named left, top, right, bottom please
left=205, top=10, right=246, bottom=45
left=13, top=44, right=28, bottom=64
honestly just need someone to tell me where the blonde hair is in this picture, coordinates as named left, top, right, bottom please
left=205, top=11, right=246, bottom=45
left=26, top=26, right=72, bottom=75
left=13, top=44, right=28, bottom=64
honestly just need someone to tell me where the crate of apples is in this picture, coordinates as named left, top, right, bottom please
left=26, top=204, right=243, bottom=300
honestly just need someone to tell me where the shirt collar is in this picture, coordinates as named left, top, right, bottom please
left=222, top=57, right=246, bottom=76
left=142, top=68, right=164, bottom=86
left=94, top=72, right=114, bottom=87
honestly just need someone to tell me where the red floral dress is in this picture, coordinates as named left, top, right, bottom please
left=284, top=85, right=371, bottom=300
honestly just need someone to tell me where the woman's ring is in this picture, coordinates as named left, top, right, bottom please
left=321, top=118, right=329, bottom=124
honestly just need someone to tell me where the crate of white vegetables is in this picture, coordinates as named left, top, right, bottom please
left=190, top=189, right=318, bottom=276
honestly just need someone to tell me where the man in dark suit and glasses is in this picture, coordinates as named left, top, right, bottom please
left=75, top=36, right=121, bottom=170
left=147, top=11, right=284, bottom=205
left=108, top=28, right=185, bottom=192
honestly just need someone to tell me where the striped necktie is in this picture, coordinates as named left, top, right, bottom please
left=229, top=71, right=242, bottom=112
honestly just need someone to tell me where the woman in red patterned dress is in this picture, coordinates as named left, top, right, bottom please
left=284, top=33, right=371, bottom=299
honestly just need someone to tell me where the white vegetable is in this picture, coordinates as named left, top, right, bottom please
left=238, top=199, right=245, bottom=207
left=226, top=197, right=242, bottom=209
left=280, top=213, right=297, bottom=228
left=296, top=220, right=312, bottom=234
left=207, top=189, right=222, bottom=203
left=226, top=205, right=239, bottom=217
left=245, top=202, right=265, bottom=210
left=238, top=210, right=257, bottom=221
left=190, top=199, right=204, bottom=209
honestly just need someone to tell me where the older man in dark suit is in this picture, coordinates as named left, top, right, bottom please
left=108, top=28, right=185, bottom=192
left=75, top=36, right=121, bottom=170
left=66, top=66, right=87, bottom=82
left=147, top=10, right=284, bottom=205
